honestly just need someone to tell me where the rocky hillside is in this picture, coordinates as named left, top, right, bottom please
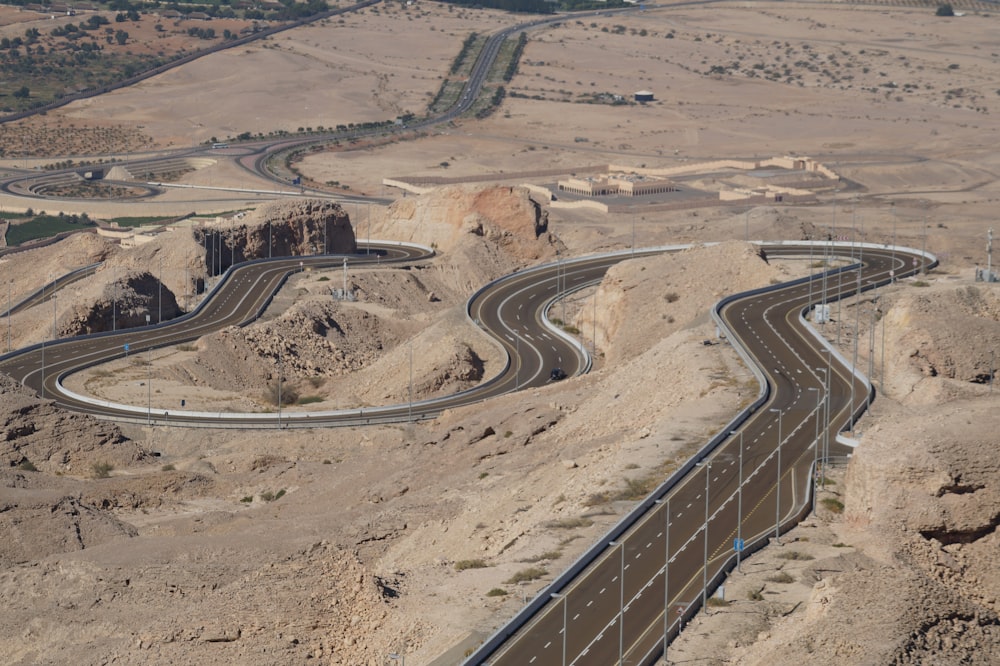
left=0, top=187, right=997, bottom=665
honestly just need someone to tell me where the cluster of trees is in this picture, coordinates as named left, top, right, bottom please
left=502, top=33, right=527, bottom=82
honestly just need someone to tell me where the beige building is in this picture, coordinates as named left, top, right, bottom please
left=557, top=173, right=677, bottom=198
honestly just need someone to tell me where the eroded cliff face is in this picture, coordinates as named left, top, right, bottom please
left=719, top=281, right=1000, bottom=666
left=846, top=400, right=1000, bottom=597
left=195, top=199, right=357, bottom=273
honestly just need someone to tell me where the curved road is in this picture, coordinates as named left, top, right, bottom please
left=469, top=243, right=935, bottom=666
left=0, top=239, right=935, bottom=666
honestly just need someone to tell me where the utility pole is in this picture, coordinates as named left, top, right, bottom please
left=736, top=430, right=744, bottom=572
left=701, top=461, right=713, bottom=612
left=654, top=496, right=671, bottom=662
left=809, top=386, right=821, bottom=506
left=922, top=219, right=928, bottom=275
left=988, top=227, right=994, bottom=283
left=158, top=255, right=163, bottom=324
left=890, top=202, right=897, bottom=282
left=867, top=283, right=877, bottom=417
left=770, top=408, right=783, bottom=544
left=146, top=314, right=151, bottom=425
left=41, top=282, right=47, bottom=399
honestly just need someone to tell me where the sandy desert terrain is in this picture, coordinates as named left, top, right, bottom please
left=2, top=1, right=1000, bottom=665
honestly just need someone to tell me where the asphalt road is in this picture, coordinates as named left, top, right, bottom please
left=0, top=241, right=934, bottom=666
left=476, top=244, right=934, bottom=666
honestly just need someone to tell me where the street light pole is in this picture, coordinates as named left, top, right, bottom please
left=737, top=430, right=744, bottom=572
left=146, top=314, right=151, bottom=426
left=808, top=386, right=821, bottom=506
left=41, top=282, right=46, bottom=399
left=769, top=408, right=783, bottom=544
left=550, top=592, right=567, bottom=666
left=608, top=540, right=625, bottom=663
left=699, top=460, right=713, bottom=613
left=654, top=496, right=670, bottom=662
left=867, top=283, right=877, bottom=417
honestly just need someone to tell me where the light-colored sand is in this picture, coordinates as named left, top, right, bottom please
left=2, top=3, right=1000, bottom=665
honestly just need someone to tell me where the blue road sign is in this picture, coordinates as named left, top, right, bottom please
left=124, top=343, right=130, bottom=353
left=734, top=538, right=745, bottom=552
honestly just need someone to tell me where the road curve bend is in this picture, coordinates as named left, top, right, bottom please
left=465, top=241, right=936, bottom=666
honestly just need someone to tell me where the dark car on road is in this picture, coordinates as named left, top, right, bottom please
left=550, top=367, right=567, bottom=381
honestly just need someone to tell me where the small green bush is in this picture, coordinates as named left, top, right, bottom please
left=504, top=567, right=547, bottom=585
left=91, top=462, right=114, bottom=479
left=821, top=497, right=845, bottom=514
left=240, top=496, right=253, bottom=503
left=18, top=459, right=38, bottom=472
left=161, top=463, right=176, bottom=471
left=297, top=395, right=323, bottom=405
left=485, top=588, right=508, bottom=597
left=454, top=559, right=488, bottom=571
left=748, top=588, right=764, bottom=601
left=777, top=551, right=815, bottom=561
left=706, top=596, right=730, bottom=607
left=583, top=492, right=611, bottom=507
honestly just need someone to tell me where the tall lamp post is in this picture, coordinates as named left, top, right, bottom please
left=145, top=314, right=152, bottom=425
left=608, top=540, right=625, bottom=663
left=550, top=593, right=567, bottom=666
left=158, top=255, right=163, bottom=324
left=697, top=460, right=714, bottom=613
left=808, top=386, right=821, bottom=506
left=41, top=283, right=47, bottom=399
left=769, top=408, right=783, bottom=543
left=277, top=352, right=283, bottom=429
left=730, top=430, right=745, bottom=573
left=654, top=496, right=671, bottom=662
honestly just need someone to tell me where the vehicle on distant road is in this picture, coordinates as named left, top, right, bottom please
left=550, top=367, right=567, bottom=381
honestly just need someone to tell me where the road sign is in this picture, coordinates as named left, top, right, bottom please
left=124, top=343, right=130, bottom=353
left=734, top=538, right=745, bottom=552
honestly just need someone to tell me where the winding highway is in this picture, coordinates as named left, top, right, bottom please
left=0, top=238, right=936, bottom=665
left=466, top=242, right=936, bottom=666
